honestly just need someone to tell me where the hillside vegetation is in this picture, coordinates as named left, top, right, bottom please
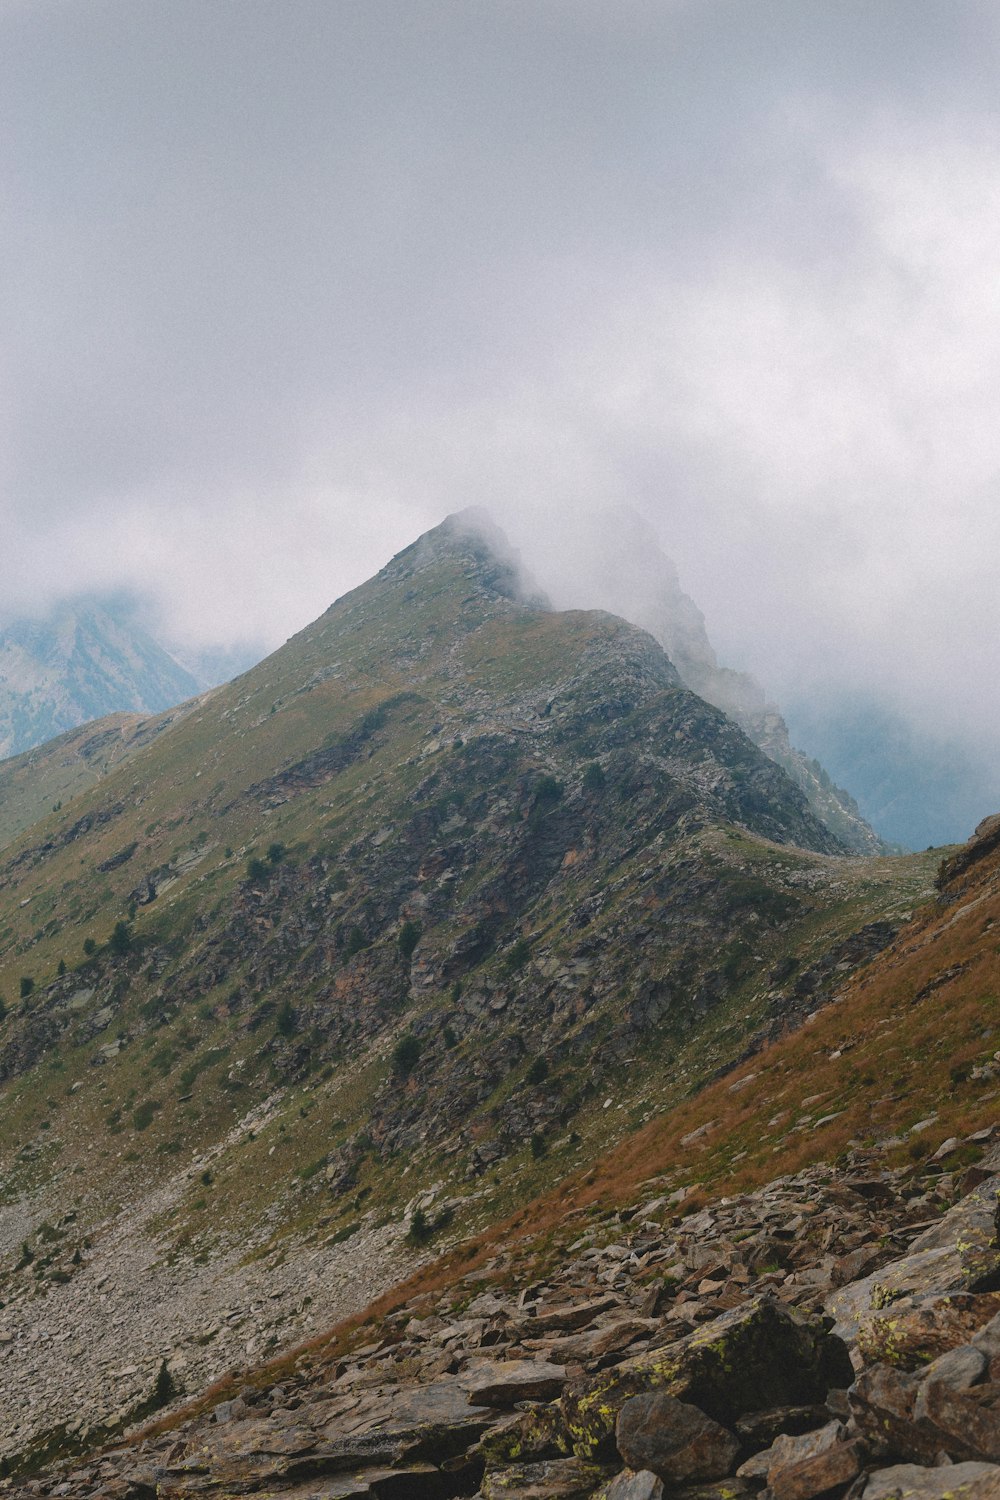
left=0, top=515, right=955, bottom=1471
left=10, top=809, right=998, bottom=1499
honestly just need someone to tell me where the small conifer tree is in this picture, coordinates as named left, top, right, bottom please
left=397, top=920, right=421, bottom=961
left=407, top=1207, right=431, bottom=1244
left=392, top=1033, right=421, bottom=1077
left=344, top=925, right=368, bottom=958
left=153, top=1359, right=176, bottom=1408
left=108, top=920, right=132, bottom=957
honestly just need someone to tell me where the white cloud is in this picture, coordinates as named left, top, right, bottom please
left=1, top=0, right=998, bottom=782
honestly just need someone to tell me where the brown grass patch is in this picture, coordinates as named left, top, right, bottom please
left=129, top=841, right=1000, bottom=1445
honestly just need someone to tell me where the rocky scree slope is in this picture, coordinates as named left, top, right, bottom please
left=0, top=515, right=933, bottom=1468
left=14, top=1126, right=1000, bottom=1498
left=9, top=812, right=1000, bottom=1499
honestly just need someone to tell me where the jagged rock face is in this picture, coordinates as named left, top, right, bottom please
left=0, top=596, right=199, bottom=760
left=936, top=812, right=1000, bottom=890
left=0, top=518, right=861, bottom=1136
left=539, top=507, right=885, bottom=854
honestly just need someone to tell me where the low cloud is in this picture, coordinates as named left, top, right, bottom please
left=1, top=1, right=998, bottom=798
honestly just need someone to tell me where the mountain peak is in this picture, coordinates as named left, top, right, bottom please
left=0, top=594, right=199, bottom=761
left=380, top=508, right=547, bottom=607
left=536, top=507, right=885, bottom=854
left=0, top=508, right=943, bottom=1476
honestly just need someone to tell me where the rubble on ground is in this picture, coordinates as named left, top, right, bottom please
left=8, top=1127, right=1000, bottom=1499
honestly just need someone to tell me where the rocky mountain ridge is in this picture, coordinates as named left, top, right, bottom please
left=539, top=510, right=885, bottom=854
left=1, top=513, right=993, bottom=1494
left=0, top=514, right=939, bottom=1475
left=0, top=702, right=205, bottom=853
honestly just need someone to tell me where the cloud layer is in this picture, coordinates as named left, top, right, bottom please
left=2, top=2, right=999, bottom=785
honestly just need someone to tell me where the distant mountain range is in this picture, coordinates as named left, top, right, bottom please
left=0, top=597, right=263, bottom=764
left=784, top=692, right=1000, bottom=851
left=0, top=598, right=200, bottom=760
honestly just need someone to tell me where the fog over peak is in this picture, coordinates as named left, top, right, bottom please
left=2, top=1, right=998, bottom=833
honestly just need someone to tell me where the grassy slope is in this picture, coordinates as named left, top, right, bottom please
left=0, top=525, right=961, bottom=1453
left=408, top=819, right=1000, bottom=1301
left=0, top=701, right=205, bottom=853
left=136, top=824, right=995, bottom=1431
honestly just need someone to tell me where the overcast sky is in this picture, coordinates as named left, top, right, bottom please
left=3, top=1, right=999, bottom=777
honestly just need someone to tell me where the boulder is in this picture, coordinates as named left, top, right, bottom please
left=918, top=1343, right=988, bottom=1391
left=736, top=1448, right=775, bottom=1482
left=465, top=1359, right=569, bottom=1408
left=734, top=1404, right=832, bottom=1447
left=615, top=1392, right=739, bottom=1483
left=331, top=1464, right=458, bottom=1498
left=853, top=1292, right=1000, bottom=1371
left=972, top=1310, right=1000, bottom=1363
left=762, top=1419, right=863, bottom=1500
left=479, top=1456, right=611, bottom=1497
left=827, top=1179, right=1000, bottom=1347
left=850, top=1362, right=1000, bottom=1470
left=559, top=1297, right=852, bottom=1460
left=848, top=1364, right=941, bottom=1466
left=282, top=1378, right=500, bottom=1470
left=538, top=1319, right=658, bottom=1366
left=911, top=1379, right=1000, bottom=1464
left=860, top=1460, right=1000, bottom=1498
left=521, top=1297, right=623, bottom=1334
left=599, top=1472, right=665, bottom=1500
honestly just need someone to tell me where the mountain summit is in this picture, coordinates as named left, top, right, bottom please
left=0, top=513, right=933, bottom=1471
